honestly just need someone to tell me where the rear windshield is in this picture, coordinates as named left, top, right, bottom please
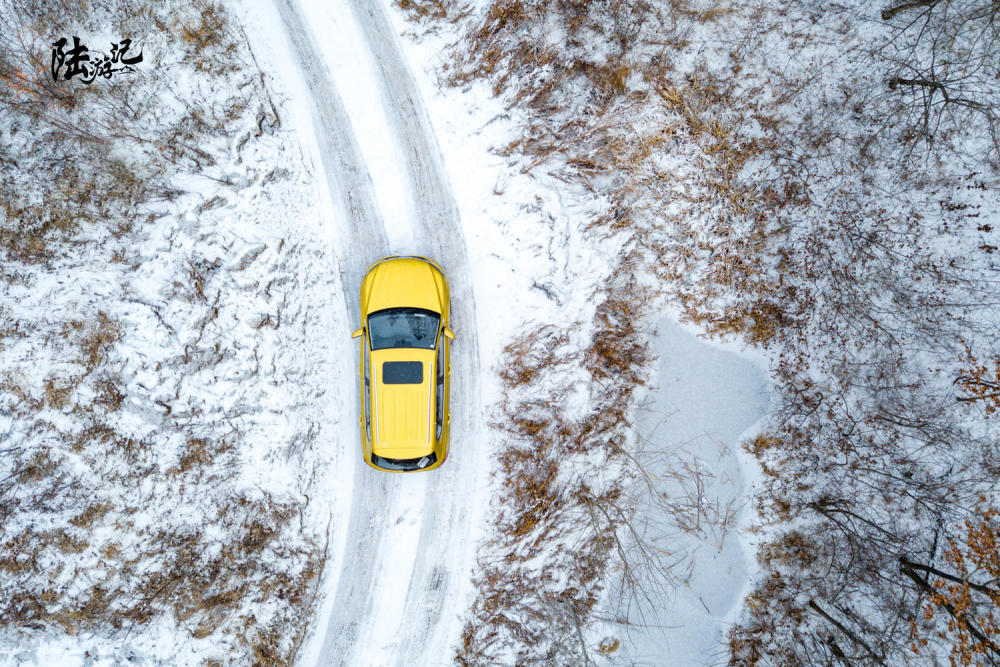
left=372, top=452, right=437, bottom=471
left=368, top=308, right=440, bottom=351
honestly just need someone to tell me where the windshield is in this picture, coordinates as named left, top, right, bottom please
left=368, top=308, right=440, bottom=351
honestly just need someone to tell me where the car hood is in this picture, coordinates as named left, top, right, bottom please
left=371, top=347, right=436, bottom=458
left=361, top=258, right=446, bottom=315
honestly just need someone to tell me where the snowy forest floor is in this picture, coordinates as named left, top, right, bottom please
left=2, top=0, right=1000, bottom=665
left=0, top=1, right=334, bottom=663
left=395, top=0, right=1000, bottom=665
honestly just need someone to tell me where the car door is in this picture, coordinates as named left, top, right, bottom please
left=363, top=329, right=372, bottom=443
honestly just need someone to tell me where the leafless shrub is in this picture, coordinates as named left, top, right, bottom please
left=878, top=0, right=1000, bottom=161
left=457, top=264, right=666, bottom=664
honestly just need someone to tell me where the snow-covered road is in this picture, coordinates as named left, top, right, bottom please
left=265, top=1, right=483, bottom=665
left=340, top=4, right=484, bottom=666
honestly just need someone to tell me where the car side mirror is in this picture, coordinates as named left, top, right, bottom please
left=351, top=328, right=363, bottom=339
left=443, top=327, right=455, bottom=340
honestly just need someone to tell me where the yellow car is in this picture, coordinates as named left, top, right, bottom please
left=351, top=256, right=453, bottom=472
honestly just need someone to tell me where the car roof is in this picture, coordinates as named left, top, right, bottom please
left=370, top=347, right=436, bottom=457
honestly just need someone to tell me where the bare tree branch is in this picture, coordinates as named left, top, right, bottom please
left=808, top=599, right=888, bottom=665
left=882, top=0, right=941, bottom=21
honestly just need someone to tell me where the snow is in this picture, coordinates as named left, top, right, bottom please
left=244, top=0, right=502, bottom=664
left=290, top=0, right=417, bottom=250
left=1, top=0, right=339, bottom=662
left=0, top=0, right=788, bottom=663
left=278, top=1, right=773, bottom=663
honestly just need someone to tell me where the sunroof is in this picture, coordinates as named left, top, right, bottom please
left=382, top=361, right=423, bottom=384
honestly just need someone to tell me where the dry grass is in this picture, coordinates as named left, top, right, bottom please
left=457, top=265, right=657, bottom=664
left=72, top=312, right=123, bottom=372
left=433, top=2, right=771, bottom=661
left=0, top=0, right=324, bottom=663
left=395, top=0, right=462, bottom=23
left=415, top=0, right=1000, bottom=662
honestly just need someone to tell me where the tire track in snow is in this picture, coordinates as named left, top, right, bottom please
left=345, top=2, right=484, bottom=664
left=278, top=0, right=483, bottom=661
left=273, top=0, right=389, bottom=304
left=272, top=3, right=401, bottom=666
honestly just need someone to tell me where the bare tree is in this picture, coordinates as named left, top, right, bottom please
left=879, top=0, right=1000, bottom=157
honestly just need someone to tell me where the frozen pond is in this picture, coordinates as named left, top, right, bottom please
left=607, top=316, right=769, bottom=665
